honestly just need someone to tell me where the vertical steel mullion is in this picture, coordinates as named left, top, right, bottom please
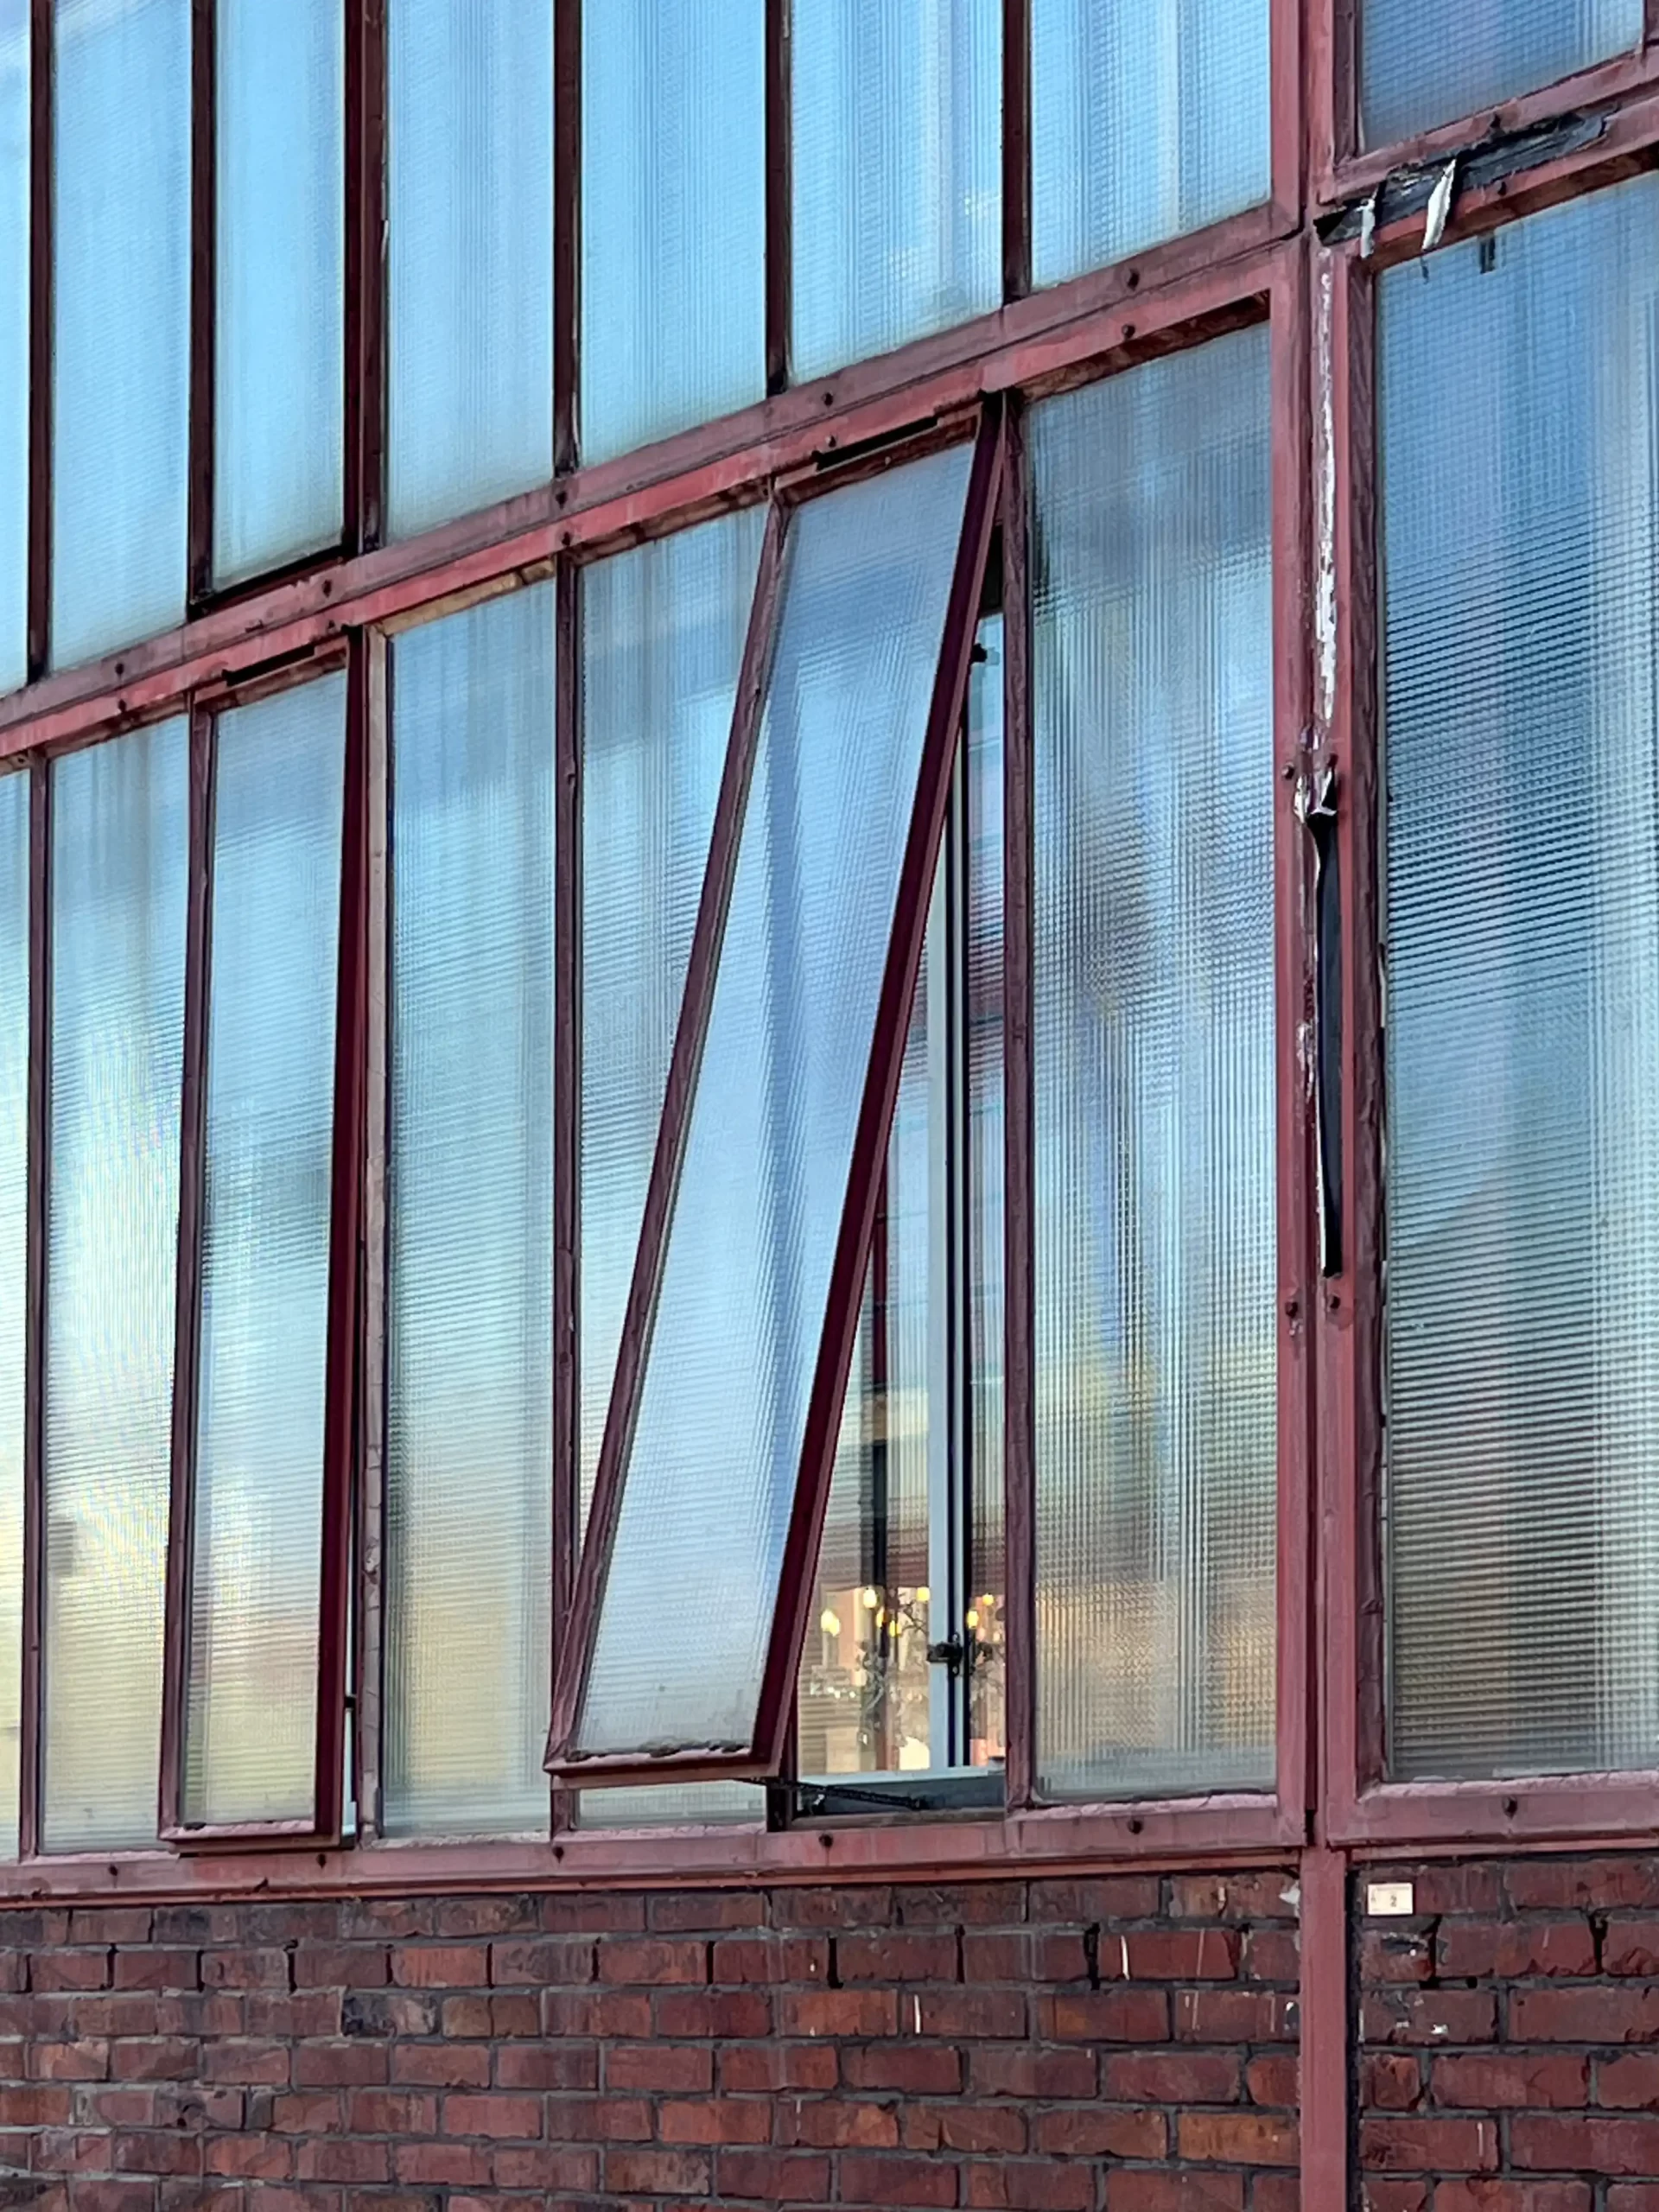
left=765, top=0, right=791, bottom=396
left=553, top=0, right=581, bottom=474
left=550, top=561, right=580, bottom=1836
left=159, top=703, right=215, bottom=1841
left=345, top=0, right=387, bottom=554
left=19, top=761, right=49, bottom=1859
left=1001, top=0, right=1031, bottom=304
left=187, top=0, right=216, bottom=609
left=25, top=0, right=51, bottom=683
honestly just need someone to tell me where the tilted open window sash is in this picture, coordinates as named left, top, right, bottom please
left=548, top=405, right=1005, bottom=1787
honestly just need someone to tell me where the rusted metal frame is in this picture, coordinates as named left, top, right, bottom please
left=1319, top=42, right=1659, bottom=206
left=1001, top=0, right=1030, bottom=303
left=17, top=761, right=48, bottom=1859
left=1269, top=245, right=1316, bottom=1846
left=545, top=498, right=791, bottom=1777
left=999, top=399, right=1033, bottom=1814
left=550, top=562, right=580, bottom=1840
left=1298, top=1843, right=1351, bottom=2212
left=186, top=0, right=216, bottom=609
left=0, top=215, right=1291, bottom=762
left=356, top=626, right=389, bottom=1839
left=24, top=0, right=50, bottom=683
left=345, top=0, right=387, bottom=553
left=553, top=0, right=580, bottom=474
left=158, top=703, right=215, bottom=1843
left=1309, top=0, right=1356, bottom=194
left=1267, top=0, right=1304, bottom=225
left=765, top=0, right=791, bottom=395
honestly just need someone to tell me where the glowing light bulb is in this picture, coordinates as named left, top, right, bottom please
left=916, top=1586, right=931, bottom=1605
left=965, top=1607, right=980, bottom=1630
left=820, top=1608, right=842, bottom=1638
left=861, top=1586, right=880, bottom=1610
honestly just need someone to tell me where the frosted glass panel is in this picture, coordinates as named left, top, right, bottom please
left=52, top=0, right=190, bottom=669
left=1032, top=0, right=1268, bottom=288
left=1031, top=329, right=1275, bottom=1801
left=43, top=719, right=189, bottom=1852
left=183, top=678, right=346, bottom=1828
left=388, top=0, right=553, bottom=540
left=0, top=773, right=26, bottom=1855
left=580, top=508, right=765, bottom=1525
left=582, top=0, right=765, bottom=464
left=385, top=585, right=554, bottom=1834
left=1364, top=0, right=1641, bottom=148
left=214, top=0, right=344, bottom=586
left=1381, top=181, right=1659, bottom=1783
left=0, top=2, right=24, bottom=695
left=792, top=0, right=1000, bottom=383
left=574, top=443, right=973, bottom=1763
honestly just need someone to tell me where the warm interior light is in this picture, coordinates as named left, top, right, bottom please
left=861, top=1586, right=880, bottom=1609
left=965, top=1607, right=980, bottom=1630
left=819, top=1608, right=842, bottom=1638
left=915, top=1585, right=931, bottom=1605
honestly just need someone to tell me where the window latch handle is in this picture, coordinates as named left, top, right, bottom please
left=1295, top=760, right=1343, bottom=1277
left=926, top=1637, right=966, bottom=1675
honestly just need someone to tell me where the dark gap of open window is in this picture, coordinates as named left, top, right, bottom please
left=1001, top=0, right=1032, bottom=303
left=25, top=0, right=51, bottom=685
left=186, top=0, right=216, bottom=612
left=765, top=0, right=791, bottom=397
left=18, top=760, right=49, bottom=1858
left=553, top=0, right=581, bottom=474
left=345, top=0, right=389, bottom=555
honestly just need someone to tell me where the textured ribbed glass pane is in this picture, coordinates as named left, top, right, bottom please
left=581, top=509, right=765, bottom=1525
left=385, top=585, right=554, bottom=1835
left=1363, top=0, right=1640, bottom=149
left=52, top=0, right=189, bottom=670
left=214, top=0, right=344, bottom=587
left=575, top=443, right=972, bottom=1762
left=582, top=0, right=765, bottom=465
left=43, top=719, right=188, bottom=1852
left=0, top=773, right=26, bottom=1855
left=0, top=2, right=24, bottom=696
left=182, top=678, right=345, bottom=1828
left=791, top=0, right=1000, bottom=384
left=1032, top=328, right=1275, bottom=1801
left=387, top=0, right=553, bottom=540
left=1031, top=0, right=1268, bottom=289
left=1381, top=180, right=1659, bottom=1783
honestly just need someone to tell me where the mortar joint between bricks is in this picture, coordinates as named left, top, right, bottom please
left=826, top=1938, right=840, bottom=1991
left=1083, top=1924, right=1101, bottom=1991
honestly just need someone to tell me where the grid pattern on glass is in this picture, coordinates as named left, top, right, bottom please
left=798, top=620, right=1006, bottom=1784
left=0, top=0, right=23, bottom=696
left=385, top=584, right=555, bottom=1836
left=580, top=507, right=766, bottom=1529
left=0, top=772, right=25, bottom=1854
left=791, top=0, right=1001, bottom=385
left=213, top=0, right=345, bottom=588
left=581, top=0, right=766, bottom=465
left=51, top=0, right=190, bottom=671
left=1362, top=0, right=1642, bottom=150
left=387, top=0, right=553, bottom=542
left=574, top=442, right=973, bottom=1763
left=182, top=676, right=346, bottom=1829
left=1381, top=179, right=1659, bottom=1784
left=42, top=718, right=189, bottom=1852
left=1031, top=0, right=1269, bottom=290
left=1031, top=327, right=1276, bottom=1802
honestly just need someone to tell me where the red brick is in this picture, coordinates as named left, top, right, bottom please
left=903, top=2104, right=1027, bottom=2155
left=1515, top=2114, right=1659, bottom=2175
left=433, top=1895, right=538, bottom=1937
left=607, top=2043, right=712, bottom=2093
left=788, top=2101, right=899, bottom=2148
left=973, top=2045, right=1095, bottom=2099
left=1359, top=2117, right=1500, bottom=2173
left=493, top=2144, right=601, bottom=2192
left=1029, top=1878, right=1162, bottom=1921
left=268, top=2090, right=340, bottom=2133
left=293, top=2138, right=388, bottom=2185
left=32, top=1956, right=111, bottom=1994
left=488, top=1938, right=593, bottom=1986
left=1176, top=1987, right=1297, bottom=2042
left=1511, top=1985, right=1659, bottom=2043
left=392, top=2139, right=493, bottom=2187
left=604, top=2146, right=712, bottom=2196
left=388, top=1947, right=487, bottom=1989
left=537, top=1891, right=646, bottom=1933
left=1042, top=1987, right=1168, bottom=2042
left=493, top=2040, right=597, bottom=2090
left=441, top=2093, right=541, bottom=2140
left=1179, top=2112, right=1300, bottom=2166
left=289, top=2043, right=388, bottom=2088
left=207, top=2138, right=289, bottom=2181
left=1599, top=2052, right=1659, bottom=2107
left=113, top=1955, right=200, bottom=1995
left=1434, top=1918, right=1596, bottom=1980
left=778, top=1987, right=896, bottom=2038
left=541, top=1988, right=651, bottom=2040
left=897, top=1884, right=1024, bottom=1926
left=649, top=1891, right=766, bottom=1932
left=1243, top=1928, right=1299, bottom=1982
left=837, top=1934, right=958, bottom=1982
left=722, top=2041, right=838, bottom=2094
left=772, top=1885, right=896, bottom=1929
left=33, top=2043, right=108, bottom=2082
left=543, top=2094, right=652, bottom=2142
left=966, top=2160, right=1096, bottom=2210
left=1246, top=2053, right=1298, bottom=2107
left=918, top=1989, right=1029, bottom=2039
left=1434, top=2187, right=1590, bottom=2212
left=0, top=2086, right=71, bottom=2125
left=384, top=2044, right=484, bottom=2088
left=1108, top=2177, right=1246, bottom=2212
left=1103, top=2049, right=1241, bottom=2103
left=1034, top=2107, right=1167, bottom=2158
left=1361, top=1931, right=1433, bottom=1985
left=714, top=2149, right=833, bottom=2202
left=1605, top=1919, right=1659, bottom=1976
left=1611, top=2193, right=1659, bottom=2212
left=652, top=1988, right=771, bottom=2038
left=200, top=1952, right=286, bottom=1993
left=1362, top=2190, right=1431, bottom=2212
left=658, top=2098, right=772, bottom=2145
left=595, top=1939, right=707, bottom=1986
left=1505, top=1859, right=1659, bottom=1912
left=1110, top=1928, right=1239, bottom=1980
left=347, top=2091, right=437, bottom=2135
left=963, top=1932, right=1037, bottom=1982
left=1361, top=1989, right=1497, bottom=2046
left=846, top=2042, right=965, bottom=2094
left=1430, top=2053, right=1586, bottom=2109
left=839, top=2152, right=960, bottom=2207
left=709, top=1936, right=828, bottom=1985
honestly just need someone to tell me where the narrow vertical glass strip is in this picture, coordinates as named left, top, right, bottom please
left=214, top=0, right=345, bottom=588
left=387, top=0, right=553, bottom=542
left=580, top=508, right=766, bottom=1525
left=1381, top=180, right=1659, bottom=1783
left=183, top=676, right=346, bottom=1829
left=581, top=0, right=765, bottom=465
left=0, top=772, right=27, bottom=1855
left=1032, top=327, right=1275, bottom=1801
left=385, top=583, right=554, bottom=1835
left=791, top=0, right=1001, bottom=384
left=52, top=0, right=190, bottom=670
left=1363, top=0, right=1641, bottom=149
left=1031, top=0, right=1268, bottom=289
left=43, top=718, right=189, bottom=1853
left=574, top=442, right=973, bottom=1763
left=0, top=0, right=25, bottom=696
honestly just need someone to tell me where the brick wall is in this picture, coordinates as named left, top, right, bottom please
left=1357, top=1854, right=1659, bottom=2212
left=0, top=1871, right=1298, bottom=2212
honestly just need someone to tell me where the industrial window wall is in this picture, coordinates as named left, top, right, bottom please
left=0, top=0, right=1656, bottom=1890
